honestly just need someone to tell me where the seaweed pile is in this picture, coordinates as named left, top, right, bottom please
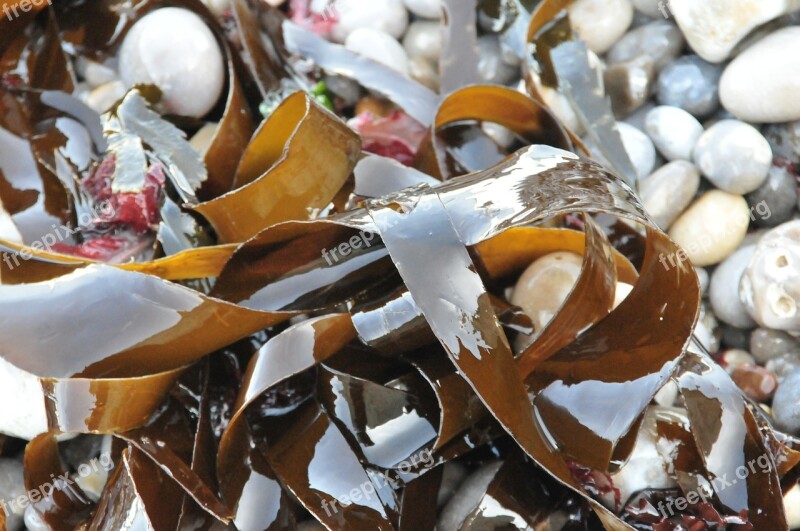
left=0, top=0, right=797, bottom=529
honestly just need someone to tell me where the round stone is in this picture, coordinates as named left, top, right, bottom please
left=762, top=120, right=800, bottom=161
left=645, top=106, right=704, bottom=161
left=772, top=369, right=800, bottom=434
left=767, top=351, right=800, bottom=383
left=719, top=349, right=756, bottom=374
left=607, top=21, right=685, bottom=72
left=402, top=21, right=442, bottom=62
left=745, top=162, right=798, bottom=228
left=740, top=220, right=800, bottom=332
left=638, top=160, right=700, bottom=229
left=656, top=55, right=722, bottom=118
left=477, top=36, right=518, bottom=85
left=750, top=327, right=800, bottom=364
left=693, top=120, right=772, bottom=194
left=720, top=324, right=752, bottom=350
left=696, top=266, right=710, bottom=295
left=403, top=0, right=442, bottom=19
left=119, top=8, right=225, bottom=118
left=345, top=28, right=410, bottom=76
left=720, top=27, right=800, bottom=123
left=731, top=364, right=778, bottom=402
left=617, top=122, right=657, bottom=180
left=407, top=56, right=439, bottom=91
left=709, top=245, right=758, bottom=328
left=511, top=252, right=583, bottom=335
left=331, top=0, right=408, bottom=42
left=568, top=0, right=634, bottom=55
left=668, top=190, right=751, bottom=267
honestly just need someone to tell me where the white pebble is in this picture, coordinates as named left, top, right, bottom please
left=345, top=28, right=410, bottom=76
left=639, top=160, right=700, bottom=229
left=332, top=0, right=408, bottom=42
left=693, top=120, right=772, bottom=195
left=119, top=8, right=225, bottom=118
left=785, top=483, right=800, bottom=529
left=645, top=106, right=704, bottom=161
left=568, top=0, right=634, bottom=54
left=617, top=122, right=656, bottom=180
left=403, top=0, right=442, bottom=19
left=709, top=246, right=758, bottom=328
left=402, top=20, right=442, bottom=62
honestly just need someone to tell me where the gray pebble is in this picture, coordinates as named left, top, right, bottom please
left=656, top=55, right=722, bottom=118
left=0, top=458, right=26, bottom=530
left=639, top=160, right=700, bottom=229
left=607, top=20, right=685, bottom=72
left=750, top=327, right=800, bottom=364
left=709, top=245, right=758, bottom=329
left=767, top=351, right=800, bottom=383
left=762, top=120, right=800, bottom=161
left=746, top=163, right=798, bottom=228
left=604, top=55, right=655, bottom=118
left=720, top=325, right=752, bottom=351
left=624, top=101, right=656, bottom=131
left=772, top=369, right=800, bottom=434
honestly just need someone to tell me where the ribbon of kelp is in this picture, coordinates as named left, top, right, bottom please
left=193, top=91, right=361, bottom=243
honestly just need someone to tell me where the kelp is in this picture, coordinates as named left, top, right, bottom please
left=0, top=1, right=797, bottom=530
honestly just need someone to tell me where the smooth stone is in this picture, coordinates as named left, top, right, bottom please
left=607, top=21, right=685, bottom=71
left=23, top=507, right=48, bottom=531
left=511, top=252, right=583, bottom=335
left=719, top=349, right=756, bottom=374
left=407, top=56, right=440, bottom=91
left=201, top=0, right=230, bottom=16
left=639, top=160, right=700, bottom=229
left=710, top=245, right=758, bottom=328
left=631, top=0, right=666, bottom=18
left=331, top=0, right=408, bottom=42
left=751, top=328, right=800, bottom=363
left=740, top=220, right=800, bottom=332
left=437, top=462, right=502, bottom=530
left=731, top=364, right=778, bottom=402
left=669, top=190, right=750, bottom=267
left=402, top=21, right=442, bottom=62
left=482, top=122, right=516, bottom=150
left=624, top=101, right=656, bottom=132
left=645, top=106, right=704, bottom=161
left=720, top=27, right=800, bottom=123
left=720, top=326, right=752, bottom=351
left=85, top=80, right=127, bottom=114
left=403, top=0, right=442, bottom=19
left=772, top=369, right=800, bottom=434
left=477, top=36, right=518, bottom=85
left=119, top=8, right=224, bottom=118
left=345, top=28, right=410, bottom=76
left=762, top=120, right=800, bottom=161
left=693, top=120, right=772, bottom=194
left=746, top=162, right=798, bottom=228
left=785, top=484, right=800, bottom=530
left=668, top=0, right=796, bottom=63
left=694, top=302, right=721, bottom=354
left=617, top=122, right=657, bottom=180
left=696, top=266, right=709, bottom=295
left=604, top=55, right=655, bottom=118
left=568, top=0, right=634, bottom=54
left=0, top=458, right=26, bottom=530
left=656, top=55, right=721, bottom=118
left=767, top=351, right=800, bottom=382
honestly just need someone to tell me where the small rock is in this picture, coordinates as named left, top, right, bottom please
left=527, top=78, right=583, bottom=135
left=477, top=36, right=518, bottom=85
left=0, top=458, right=26, bottom=530
left=604, top=56, right=655, bottom=118
left=403, top=0, right=442, bottom=19
left=119, top=8, right=224, bottom=118
left=669, top=190, right=751, bottom=267
left=656, top=55, right=721, bottom=118
left=746, top=162, right=798, bottom=228
left=762, top=120, right=800, bottom=161
left=23, top=506, right=48, bottom=531
left=607, top=21, right=685, bottom=72
left=324, top=75, right=361, bottom=107
left=696, top=266, right=709, bottom=295
left=720, top=27, right=800, bottom=123
left=772, top=369, right=800, bottom=434
left=345, top=28, right=410, bottom=76
left=631, top=0, right=666, bottom=18
left=85, top=80, right=127, bottom=114
left=740, top=220, right=800, bottom=332
left=720, top=324, right=752, bottom=351
left=766, top=351, right=800, bottom=383
left=784, top=484, right=800, bottom=530
left=402, top=20, right=442, bottom=62
left=617, top=122, right=657, bottom=180
left=511, top=252, right=583, bottom=335
left=668, top=0, right=794, bottom=63
left=750, top=327, right=800, bottom=364
left=201, top=0, right=230, bottom=16
left=719, top=349, right=756, bottom=374
left=694, top=302, right=721, bottom=354
left=407, top=56, right=440, bottom=91
left=568, top=0, right=634, bottom=55
left=331, top=0, right=408, bottom=42
left=482, top=122, right=516, bottom=150
left=645, top=106, right=704, bottom=161
left=731, top=364, right=778, bottom=402
left=639, top=160, right=700, bottom=229
left=693, top=120, right=772, bottom=194
left=709, top=246, right=758, bottom=328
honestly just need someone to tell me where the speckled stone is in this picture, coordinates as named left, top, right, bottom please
left=762, top=120, right=800, bottom=161
left=709, top=245, right=758, bottom=328
left=693, top=120, right=772, bottom=194
left=772, top=369, right=800, bottom=434
left=656, top=55, right=722, bottom=118
left=750, top=327, right=800, bottom=364
left=607, top=21, right=685, bottom=71
left=639, top=160, right=700, bottom=229
left=745, top=162, right=798, bottom=228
